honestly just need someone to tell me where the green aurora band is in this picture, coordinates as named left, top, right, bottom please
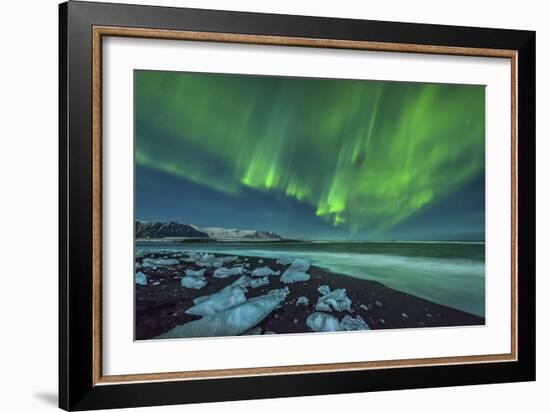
left=135, top=71, right=485, bottom=234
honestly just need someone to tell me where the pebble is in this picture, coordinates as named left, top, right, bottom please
left=379, top=318, right=385, bottom=324
left=375, top=301, right=383, bottom=307
left=401, top=313, right=408, bottom=318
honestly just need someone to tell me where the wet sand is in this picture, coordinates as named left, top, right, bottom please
left=135, top=252, right=484, bottom=340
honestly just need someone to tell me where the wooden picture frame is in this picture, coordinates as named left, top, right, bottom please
left=59, top=1, right=535, bottom=410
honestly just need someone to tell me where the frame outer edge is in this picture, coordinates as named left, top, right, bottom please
left=62, top=1, right=535, bottom=409
left=517, top=31, right=536, bottom=380
left=67, top=1, right=96, bottom=409
left=59, top=2, right=69, bottom=410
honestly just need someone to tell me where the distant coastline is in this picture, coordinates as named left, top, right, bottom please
left=136, top=237, right=305, bottom=244
left=135, top=220, right=484, bottom=243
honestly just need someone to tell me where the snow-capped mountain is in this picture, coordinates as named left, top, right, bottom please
left=190, top=225, right=283, bottom=241
left=136, top=220, right=283, bottom=241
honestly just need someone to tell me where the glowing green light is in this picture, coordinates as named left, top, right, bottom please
left=135, top=70, right=484, bottom=233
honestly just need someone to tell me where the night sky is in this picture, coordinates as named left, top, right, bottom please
left=135, top=70, right=485, bottom=241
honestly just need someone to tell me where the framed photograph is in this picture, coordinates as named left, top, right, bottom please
left=59, top=1, right=535, bottom=410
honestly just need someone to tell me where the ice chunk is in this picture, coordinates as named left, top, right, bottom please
left=196, top=254, right=239, bottom=268
left=280, top=257, right=310, bottom=285
left=340, top=315, right=370, bottom=331
left=258, top=259, right=264, bottom=264
left=219, top=256, right=239, bottom=264
left=296, top=296, right=309, bottom=306
left=195, top=253, right=216, bottom=267
left=185, top=268, right=206, bottom=277
left=241, top=326, right=262, bottom=335
left=285, top=258, right=310, bottom=273
left=281, top=271, right=310, bottom=284
left=249, top=276, right=269, bottom=288
left=251, top=266, right=280, bottom=277
left=135, top=250, right=146, bottom=259
left=157, top=288, right=289, bottom=339
left=142, top=258, right=179, bottom=268
left=315, top=286, right=352, bottom=313
left=181, top=276, right=207, bottom=289
left=230, top=275, right=253, bottom=288
left=228, top=275, right=269, bottom=289
left=318, top=285, right=331, bottom=296
left=306, top=312, right=341, bottom=332
left=135, top=272, right=147, bottom=285
left=213, top=266, right=244, bottom=278
left=193, top=295, right=210, bottom=305
left=181, top=252, right=200, bottom=263
left=186, top=283, right=247, bottom=316
left=268, top=287, right=289, bottom=300
left=276, top=257, right=293, bottom=265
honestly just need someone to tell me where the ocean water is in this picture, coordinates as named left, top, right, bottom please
left=137, top=241, right=485, bottom=317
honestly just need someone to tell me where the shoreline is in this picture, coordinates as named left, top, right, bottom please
left=136, top=238, right=306, bottom=244
left=135, top=251, right=484, bottom=340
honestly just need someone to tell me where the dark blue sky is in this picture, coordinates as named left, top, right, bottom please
left=136, top=165, right=485, bottom=241
left=135, top=70, right=485, bottom=241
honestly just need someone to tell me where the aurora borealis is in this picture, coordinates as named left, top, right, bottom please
left=135, top=70, right=485, bottom=240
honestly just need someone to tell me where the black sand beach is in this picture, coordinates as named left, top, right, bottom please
left=135, top=251, right=484, bottom=340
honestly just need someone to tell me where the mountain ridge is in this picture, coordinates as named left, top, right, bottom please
left=136, top=220, right=283, bottom=241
